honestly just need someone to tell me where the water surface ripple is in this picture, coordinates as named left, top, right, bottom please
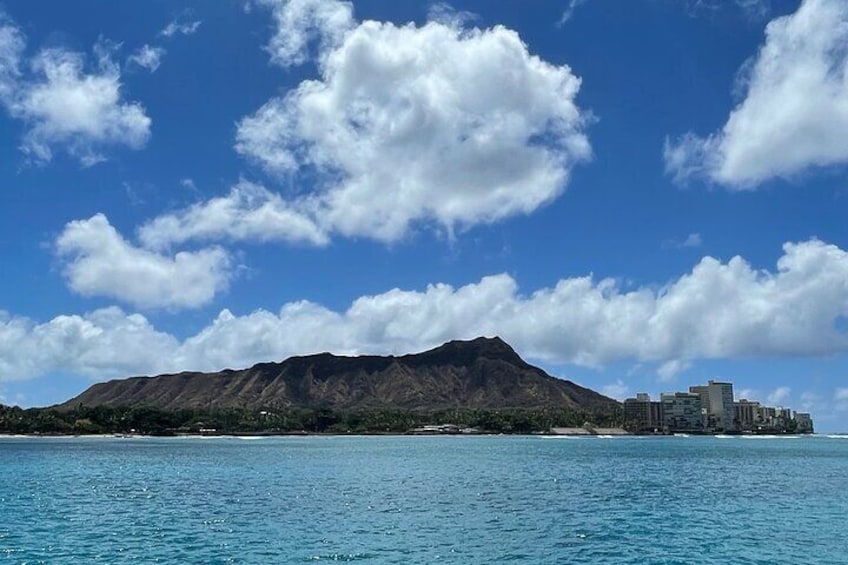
left=1, top=435, right=847, bottom=563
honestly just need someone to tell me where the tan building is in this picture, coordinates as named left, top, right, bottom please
left=735, top=399, right=761, bottom=431
left=690, top=380, right=735, bottom=431
left=624, top=393, right=663, bottom=432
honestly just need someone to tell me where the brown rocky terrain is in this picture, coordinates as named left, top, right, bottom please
left=60, top=336, right=620, bottom=414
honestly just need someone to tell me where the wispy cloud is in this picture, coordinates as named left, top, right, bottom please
left=160, top=18, right=202, bottom=38
left=602, top=379, right=630, bottom=400
left=767, top=386, right=791, bottom=406
left=657, top=359, right=691, bottom=382
left=557, top=0, right=588, bottom=27
left=664, top=233, right=703, bottom=250
left=427, top=2, right=478, bottom=28
left=127, top=44, right=166, bottom=72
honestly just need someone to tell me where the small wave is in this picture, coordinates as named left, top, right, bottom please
left=714, top=435, right=734, bottom=439
left=826, top=434, right=848, bottom=439
left=740, top=435, right=801, bottom=439
left=306, top=552, right=375, bottom=561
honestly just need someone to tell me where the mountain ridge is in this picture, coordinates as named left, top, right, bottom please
left=59, top=336, right=619, bottom=414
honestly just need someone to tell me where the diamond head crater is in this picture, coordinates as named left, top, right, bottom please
left=0, top=337, right=624, bottom=436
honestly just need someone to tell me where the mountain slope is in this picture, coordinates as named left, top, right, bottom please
left=60, top=337, right=619, bottom=413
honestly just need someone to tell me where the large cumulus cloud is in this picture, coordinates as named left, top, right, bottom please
left=147, top=0, right=592, bottom=247
left=4, top=239, right=847, bottom=382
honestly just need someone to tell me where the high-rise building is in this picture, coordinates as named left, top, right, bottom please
left=758, top=406, right=776, bottom=423
left=794, top=412, right=814, bottom=433
left=690, top=380, right=735, bottom=431
left=624, top=393, right=663, bottom=432
left=689, top=385, right=712, bottom=415
left=661, top=392, right=703, bottom=432
left=624, top=381, right=814, bottom=435
left=734, top=399, right=761, bottom=431
left=624, top=397, right=651, bottom=431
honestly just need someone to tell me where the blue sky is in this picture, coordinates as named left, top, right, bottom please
left=1, top=0, right=847, bottom=430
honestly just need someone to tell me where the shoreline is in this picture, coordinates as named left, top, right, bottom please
left=0, top=430, right=831, bottom=439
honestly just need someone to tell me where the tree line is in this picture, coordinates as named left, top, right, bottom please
left=0, top=403, right=623, bottom=435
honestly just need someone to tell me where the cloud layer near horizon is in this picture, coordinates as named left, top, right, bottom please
left=4, top=239, right=848, bottom=382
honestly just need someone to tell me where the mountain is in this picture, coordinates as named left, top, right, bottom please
left=59, top=337, right=619, bottom=414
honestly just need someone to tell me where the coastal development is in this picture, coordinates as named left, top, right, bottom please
left=624, top=380, right=813, bottom=434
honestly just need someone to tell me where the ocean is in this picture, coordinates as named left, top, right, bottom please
left=1, top=435, right=847, bottom=564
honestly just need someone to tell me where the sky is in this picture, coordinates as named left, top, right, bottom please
left=1, top=0, right=847, bottom=430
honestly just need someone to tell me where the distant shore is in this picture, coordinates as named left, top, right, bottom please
left=549, top=427, right=630, bottom=436
left=0, top=431, right=838, bottom=440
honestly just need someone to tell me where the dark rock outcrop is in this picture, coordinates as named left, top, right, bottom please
left=60, top=337, right=619, bottom=413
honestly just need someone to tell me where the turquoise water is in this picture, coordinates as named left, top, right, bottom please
left=1, top=435, right=847, bottom=564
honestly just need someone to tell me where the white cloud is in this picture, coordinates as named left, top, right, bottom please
left=18, top=48, right=150, bottom=165
left=235, top=10, right=591, bottom=243
left=557, top=0, right=588, bottom=27
left=0, top=307, right=180, bottom=382
left=734, top=0, right=771, bottom=19
left=737, top=388, right=757, bottom=401
left=835, top=388, right=848, bottom=402
left=681, top=233, right=703, bottom=248
left=128, top=44, right=166, bottom=72
left=767, top=386, right=791, bottom=405
left=427, top=3, right=478, bottom=28
left=259, top=0, right=354, bottom=67
left=0, top=18, right=151, bottom=165
left=664, top=233, right=703, bottom=250
left=684, top=0, right=772, bottom=20
left=56, top=214, right=231, bottom=310
left=799, top=390, right=822, bottom=413
left=665, top=0, right=848, bottom=188
left=792, top=390, right=843, bottom=427
left=657, top=359, right=691, bottom=382
left=138, top=180, right=329, bottom=249
left=179, top=177, right=202, bottom=198
left=601, top=379, right=629, bottom=401
left=4, top=239, right=848, bottom=382
left=160, top=19, right=202, bottom=38
left=0, top=13, right=25, bottom=103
